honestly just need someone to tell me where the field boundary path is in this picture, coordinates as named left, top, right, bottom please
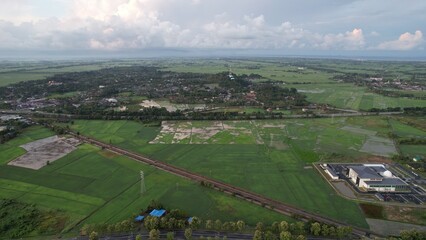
left=68, top=131, right=383, bottom=238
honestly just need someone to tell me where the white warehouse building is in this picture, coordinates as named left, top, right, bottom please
left=348, top=164, right=409, bottom=192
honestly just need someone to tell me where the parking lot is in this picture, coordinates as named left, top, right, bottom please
left=377, top=193, right=424, bottom=205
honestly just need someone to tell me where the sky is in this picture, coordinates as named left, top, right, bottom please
left=0, top=0, right=425, bottom=58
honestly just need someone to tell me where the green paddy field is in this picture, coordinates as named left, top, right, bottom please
left=0, top=126, right=288, bottom=237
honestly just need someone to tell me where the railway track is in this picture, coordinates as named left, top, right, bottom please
left=70, top=132, right=381, bottom=238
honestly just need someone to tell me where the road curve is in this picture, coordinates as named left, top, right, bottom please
left=69, top=132, right=381, bottom=238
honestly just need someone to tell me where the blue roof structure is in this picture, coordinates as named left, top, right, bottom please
left=149, top=209, right=166, bottom=217
left=135, top=215, right=145, bottom=222
left=188, top=217, right=193, bottom=223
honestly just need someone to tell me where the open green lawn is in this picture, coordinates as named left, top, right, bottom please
left=68, top=119, right=375, bottom=228
left=0, top=126, right=289, bottom=238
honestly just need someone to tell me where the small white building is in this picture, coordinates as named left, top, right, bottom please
left=322, top=164, right=339, bottom=180
left=348, top=164, right=409, bottom=192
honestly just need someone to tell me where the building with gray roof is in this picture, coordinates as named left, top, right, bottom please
left=348, top=164, right=409, bottom=192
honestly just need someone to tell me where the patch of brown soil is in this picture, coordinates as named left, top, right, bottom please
left=360, top=203, right=384, bottom=219
left=357, top=155, right=393, bottom=164
left=384, top=205, right=426, bottom=225
left=99, top=150, right=118, bottom=158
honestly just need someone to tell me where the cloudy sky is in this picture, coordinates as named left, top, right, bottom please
left=0, top=0, right=425, bottom=57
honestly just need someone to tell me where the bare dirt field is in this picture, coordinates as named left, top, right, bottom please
left=360, top=136, right=397, bottom=157
left=139, top=100, right=161, bottom=108
left=366, top=218, right=426, bottom=236
left=8, top=136, right=81, bottom=170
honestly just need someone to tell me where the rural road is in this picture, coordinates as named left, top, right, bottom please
left=69, top=132, right=383, bottom=238
left=72, top=229, right=338, bottom=240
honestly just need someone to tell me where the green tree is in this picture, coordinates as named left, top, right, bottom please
left=177, top=219, right=186, bottom=229
left=253, top=230, right=263, bottom=240
left=184, top=228, right=193, bottom=240
left=190, top=217, right=201, bottom=230
left=255, top=222, right=264, bottom=231
left=89, top=231, right=99, bottom=240
left=295, top=235, right=306, bottom=240
left=310, top=222, right=321, bottom=236
left=214, top=220, right=222, bottom=230
left=336, top=226, right=352, bottom=239
left=168, top=217, right=177, bottom=229
left=321, top=224, right=329, bottom=236
left=81, top=224, right=92, bottom=236
left=149, top=229, right=160, bottom=240
left=222, top=222, right=231, bottom=231
left=205, top=220, right=214, bottom=230
left=400, top=229, right=425, bottom=240
left=107, top=224, right=115, bottom=233
left=264, top=231, right=276, bottom=240
left=160, top=217, right=168, bottom=229
left=135, top=234, right=142, bottom=240
left=114, top=222, right=122, bottom=232
left=271, top=222, right=280, bottom=233
left=294, top=222, right=305, bottom=235
left=236, top=220, right=245, bottom=232
left=121, top=219, right=133, bottom=232
left=328, top=226, right=336, bottom=237
left=279, top=221, right=288, bottom=232
left=279, top=231, right=291, bottom=240
left=167, top=232, right=175, bottom=240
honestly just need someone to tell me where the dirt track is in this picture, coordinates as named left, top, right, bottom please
left=70, top=132, right=382, bottom=238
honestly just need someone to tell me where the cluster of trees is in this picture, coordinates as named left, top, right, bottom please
left=1, top=66, right=309, bottom=117
left=80, top=219, right=135, bottom=236
left=0, top=120, right=31, bottom=144
left=397, top=138, right=426, bottom=145
left=333, top=73, right=425, bottom=99
left=0, top=127, right=19, bottom=144
left=0, top=199, right=66, bottom=238
left=403, top=107, right=426, bottom=116
left=368, top=107, right=402, bottom=112
left=0, top=199, right=42, bottom=238
left=398, top=229, right=426, bottom=240
left=251, top=220, right=352, bottom=240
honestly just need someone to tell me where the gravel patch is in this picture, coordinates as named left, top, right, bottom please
left=8, top=136, right=80, bottom=170
left=366, top=218, right=426, bottom=236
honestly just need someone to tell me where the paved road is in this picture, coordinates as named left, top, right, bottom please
left=69, top=132, right=382, bottom=238
left=72, top=230, right=339, bottom=240
left=73, top=230, right=253, bottom=240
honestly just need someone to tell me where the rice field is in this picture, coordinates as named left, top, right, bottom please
left=0, top=126, right=289, bottom=237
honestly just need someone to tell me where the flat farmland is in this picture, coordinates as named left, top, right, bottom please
left=71, top=119, right=400, bottom=228
left=400, top=145, right=426, bottom=158
left=0, top=126, right=288, bottom=237
left=287, top=83, right=426, bottom=110
left=0, top=72, right=51, bottom=87
left=163, top=59, right=335, bottom=83
left=0, top=61, right=137, bottom=87
left=68, top=117, right=426, bottom=228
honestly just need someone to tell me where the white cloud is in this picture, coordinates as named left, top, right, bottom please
left=315, top=28, right=365, bottom=50
left=377, top=30, right=423, bottom=50
left=0, top=0, right=423, bottom=53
